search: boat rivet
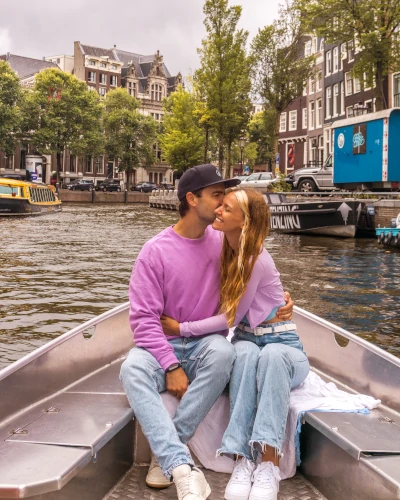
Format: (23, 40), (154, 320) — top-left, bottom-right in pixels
(331, 426), (339, 431)
(105, 422), (113, 427)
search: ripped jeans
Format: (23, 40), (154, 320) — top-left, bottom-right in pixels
(218, 322), (310, 461)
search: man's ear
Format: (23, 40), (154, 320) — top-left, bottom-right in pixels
(186, 192), (197, 207)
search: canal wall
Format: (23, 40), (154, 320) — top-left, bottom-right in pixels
(374, 200), (400, 228)
(59, 191), (149, 203)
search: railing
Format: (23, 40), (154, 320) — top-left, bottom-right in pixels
(394, 93), (400, 108)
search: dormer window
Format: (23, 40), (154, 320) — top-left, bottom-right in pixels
(100, 62), (106, 68)
(151, 83), (163, 101)
(127, 81), (136, 97)
(89, 60), (96, 66)
(110, 64), (117, 70)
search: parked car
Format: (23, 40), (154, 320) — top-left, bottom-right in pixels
(0, 173), (26, 181)
(66, 179), (94, 191)
(233, 175), (249, 182)
(240, 172), (276, 189)
(131, 182), (158, 193)
(292, 156), (335, 192)
(159, 183), (175, 190)
(97, 180), (122, 192)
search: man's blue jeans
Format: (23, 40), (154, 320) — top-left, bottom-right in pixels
(218, 322), (310, 460)
(120, 334), (235, 478)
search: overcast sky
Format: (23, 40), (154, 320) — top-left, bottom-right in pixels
(0, 0), (280, 76)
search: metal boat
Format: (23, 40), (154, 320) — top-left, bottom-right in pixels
(0, 304), (399, 500)
(0, 178), (61, 216)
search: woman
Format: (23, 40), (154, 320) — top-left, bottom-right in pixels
(161, 187), (309, 500)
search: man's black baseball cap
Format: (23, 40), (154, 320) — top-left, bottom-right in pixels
(177, 164), (241, 201)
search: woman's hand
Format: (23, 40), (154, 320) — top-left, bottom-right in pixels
(276, 291), (294, 321)
(161, 314), (181, 336)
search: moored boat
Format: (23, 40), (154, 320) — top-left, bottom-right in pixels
(0, 304), (399, 500)
(376, 213), (400, 247)
(0, 179), (62, 216)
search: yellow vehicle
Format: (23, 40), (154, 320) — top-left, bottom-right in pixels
(0, 178), (62, 216)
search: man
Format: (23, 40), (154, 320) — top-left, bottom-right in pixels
(120, 164), (293, 500)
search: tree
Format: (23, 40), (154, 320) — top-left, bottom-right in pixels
(251, 4), (315, 158)
(296, 0), (400, 110)
(0, 61), (22, 155)
(247, 110), (276, 168)
(22, 68), (104, 186)
(159, 85), (205, 172)
(195, 0), (252, 175)
(103, 88), (157, 186)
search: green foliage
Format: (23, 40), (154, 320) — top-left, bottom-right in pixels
(247, 110), (275, 166)
(159, 85), (205, 172)
(22, 68), (105, 182)
(195, 0), (252, 171)
(251, 4), (315, 154)
(0, 61), (23, 154)
(268, 172), (292, 192)
(103, 88), (157, 172)
(296, 0), (400, 110)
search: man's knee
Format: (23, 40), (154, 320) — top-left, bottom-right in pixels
(120, 347), (159, 385)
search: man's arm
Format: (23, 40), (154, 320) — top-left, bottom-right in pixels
(130, 259), (189, 398)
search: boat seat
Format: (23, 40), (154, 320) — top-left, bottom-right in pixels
(0, 358), (134, 499)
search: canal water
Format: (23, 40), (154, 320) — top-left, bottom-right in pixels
(0, 204), (399, 368)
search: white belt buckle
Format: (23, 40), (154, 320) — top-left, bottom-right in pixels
(254, 327), (265, 336)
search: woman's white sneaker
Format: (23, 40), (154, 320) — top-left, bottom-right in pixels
(249, 462), (281, 500)
(173, 465), (211, 500)
(224, 457), (255, 500)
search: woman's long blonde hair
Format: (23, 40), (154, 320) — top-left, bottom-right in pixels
(219, 187), (270, 327)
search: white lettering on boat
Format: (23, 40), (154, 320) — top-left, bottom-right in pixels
(269, 205), (301, 229)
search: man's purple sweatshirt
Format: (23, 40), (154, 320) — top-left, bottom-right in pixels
(129, 226), (225, 371)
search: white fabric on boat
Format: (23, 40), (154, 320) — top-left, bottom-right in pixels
(161, 371), (380, 480)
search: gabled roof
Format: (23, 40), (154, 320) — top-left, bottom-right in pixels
(114, 48), (172, 78)
(0, 53), (59, 80)
(79, 44), (118, 61)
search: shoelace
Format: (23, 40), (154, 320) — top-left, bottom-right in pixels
(252, 462), (281, 488)
(175, 468), (204, 499)
(232, 459), (254, 482)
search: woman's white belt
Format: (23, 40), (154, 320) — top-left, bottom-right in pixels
(237, 322), (297, 336)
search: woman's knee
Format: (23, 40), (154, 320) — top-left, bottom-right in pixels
(205, 336), (236, 371)
(234, 340), (259, 365)
(258, 343), (292, 370)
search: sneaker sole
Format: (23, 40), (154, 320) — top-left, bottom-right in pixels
(225, 489), (252, 500)
(145, 478), (173, 489)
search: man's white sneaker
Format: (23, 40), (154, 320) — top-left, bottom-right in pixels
(173, 464), (211, 500)
(224, 457), (255, 500)
(145, 454), (173, 489)
(249, 462), (281, 500)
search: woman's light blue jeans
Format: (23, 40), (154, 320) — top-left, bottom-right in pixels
(218, 321), (310, 461)
(120, 334), (235, 478)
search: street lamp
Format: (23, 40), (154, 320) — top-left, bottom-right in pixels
(238, 135), (247, 175)
(352, 101), (369, 117)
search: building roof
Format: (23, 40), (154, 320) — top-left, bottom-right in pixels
(114, 48), (171, 78)
(0, 53), (59, 80)
(80, 44), (117, 61)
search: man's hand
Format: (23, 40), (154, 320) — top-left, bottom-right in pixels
(166, 368), (189, 399)
(276, 291), (294, 321)
(161, 314), (180, 336)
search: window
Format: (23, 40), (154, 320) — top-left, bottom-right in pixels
(345, 72), (353, 95)
(69, 156), (76, 173)
(333, 84), (339, 116)
(309, 101), (315, 130)
(325, 129), (332, 156)
(325, 51), (332, 75)
(96, 156), (104, 174)
(340, 43), (347, 70)
(325, 87), (332, 119)
(340, 81), (345, 114)
(151, 83), (163, 101)
(99, 87), (106, 97)
(316, 71), (322, 91)
(309, 77), (316, 94)
(100, 62), (106, 68)
(318, 135), (324, 162)
(348, 41), (355, 62)
(305, 40), (312, 57)
(354, 76), (361, 93)
(364, 100), (373, 113)
(99, 73), (106, 85)
(279, 113), (287, 132)
(88, 71), (96, 83)
(346, 105), (353, 118)
(127, 81), (136, 97)
(316, 99), (322, 127)
(312, 37), (318, 54)
(302, 108), (308, 129)
(110, 64), (117, 70)
(289, 110), (297, 131)
(88, 60), (95, 66)
(333, 47), (339, 73)
(86, 156), (93, 173)
(0, 186), (18, 196)
(110, 75), (117, 86)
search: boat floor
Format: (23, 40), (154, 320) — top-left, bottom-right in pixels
(104, 466), (326, 500)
